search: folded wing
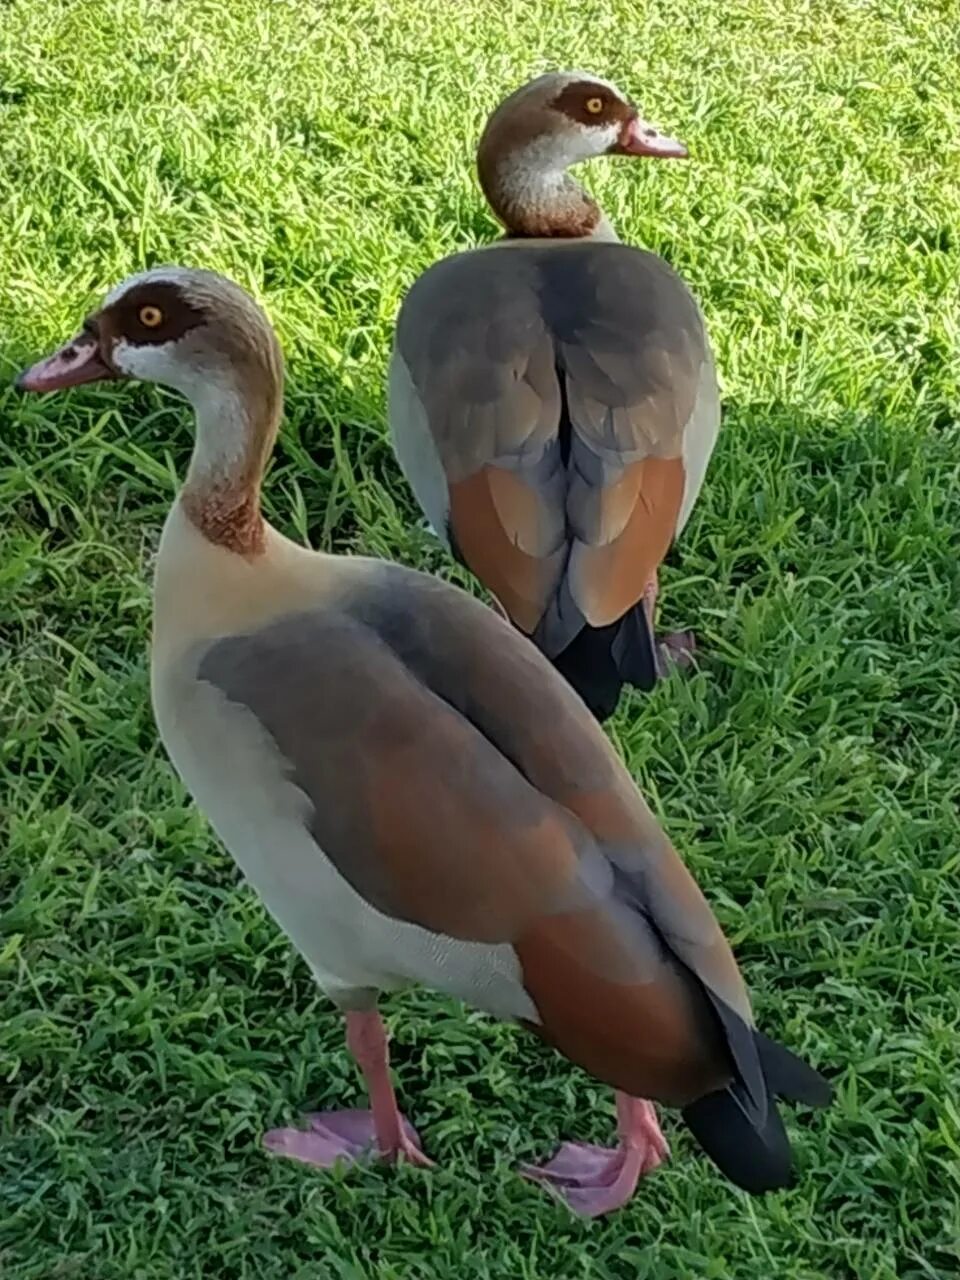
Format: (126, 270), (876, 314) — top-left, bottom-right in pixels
(391, 243), (720, 656)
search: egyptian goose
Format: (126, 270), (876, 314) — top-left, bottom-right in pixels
(17, 268), (828, 1217)
(390, 71), (719, 719)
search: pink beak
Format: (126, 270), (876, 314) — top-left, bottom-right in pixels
(614, 114), (688, 159)
(16, 333), (117, 393)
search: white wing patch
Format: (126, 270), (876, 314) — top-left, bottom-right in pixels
(387, 349), (452, 545)
(677, 351), (721, 535)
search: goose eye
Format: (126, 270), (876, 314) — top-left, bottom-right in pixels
(139, 305), (164, 328)
(585, 97), (604, 115)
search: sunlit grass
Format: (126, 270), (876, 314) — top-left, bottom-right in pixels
(1, 0), (959, 1276)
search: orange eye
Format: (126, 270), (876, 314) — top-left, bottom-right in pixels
(585, 96), (604, 115)
(139, 305), (163, 328)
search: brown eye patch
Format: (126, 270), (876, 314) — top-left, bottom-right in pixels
(101, 281), (207, 347)
(551, 81), (632, 128)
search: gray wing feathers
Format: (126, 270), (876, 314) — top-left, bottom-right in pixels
(392, 243), (716, 643)
(393, 252), (558, 480)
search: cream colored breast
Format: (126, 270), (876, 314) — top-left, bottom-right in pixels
(149, 504), (537, 1022)
(150, 503), (320, 668)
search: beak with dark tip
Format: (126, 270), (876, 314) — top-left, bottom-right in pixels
(16, 325), (118, 394)
(613, 112), (688, 159)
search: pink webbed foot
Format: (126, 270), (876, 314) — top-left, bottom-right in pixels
(264, 1108), (432, 1169)
(265, 1010), (433, 1172)
(657, 628), (698, 675)
(642, 576), (698, 681)
(520, 1097), (669, 1218)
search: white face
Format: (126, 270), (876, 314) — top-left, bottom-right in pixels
(111, 333), (183, 382)
(110, 332), (226, 403)
(103, 268), (215, 395)
(536, 71), (687, 164)
(553, 118), (623, 165)
(17, 266), (279, 485)
(16, 266), (223, 399)
(109, 332), (250, 476)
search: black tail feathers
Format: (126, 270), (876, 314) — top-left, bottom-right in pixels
(553, 603), (658, 720)
(683, 1074), (795, 1193)
(754, 1030), (834, 1109)
(682, 1017), (832, 1194)
(611, 600), (659, 693)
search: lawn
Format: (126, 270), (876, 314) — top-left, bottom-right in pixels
(1, 0), (959, 1275)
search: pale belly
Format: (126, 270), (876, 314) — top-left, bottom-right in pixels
(151, 661), (537, 1022)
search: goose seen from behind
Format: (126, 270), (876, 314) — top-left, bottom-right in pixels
(390, 71), (720, 719)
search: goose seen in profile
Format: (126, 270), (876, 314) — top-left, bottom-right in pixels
(17, 268), (828, 1217)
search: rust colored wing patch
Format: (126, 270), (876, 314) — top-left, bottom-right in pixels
(392, 241), (716, 653)
(197, 603), (591, 945)
(364, 705), (586, 942)
(567, 455), (686, 626)
(448, 468), (566, 633)
(197, 566), (753, 1103)
(196, 566), (826, 1172)
(516, 907), (730, 1106)
(346, 565), (753, 1029)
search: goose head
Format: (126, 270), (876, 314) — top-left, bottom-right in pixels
(18, 266), (281, 409)
(18, 267), (284, 555)
(477, 71), (687, 238)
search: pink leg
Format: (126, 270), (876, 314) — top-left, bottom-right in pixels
(642, 574), (659, 622)
(263, 1010), (432, 1169)
(488, 592), (510, 622)
(519, 1093), (669, 1218)
(643, 573), (697, 675)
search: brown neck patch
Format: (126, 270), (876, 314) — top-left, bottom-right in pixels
(501, 193), (600, 239)
(180, 393), (278, 558)
(93, 271), (285, 559)
(477, 142), (601, 238)
(174, 282), (283, 559)
(182, 476), (265, 557)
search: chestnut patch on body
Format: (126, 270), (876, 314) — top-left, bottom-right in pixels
(550, 81), (632, 130)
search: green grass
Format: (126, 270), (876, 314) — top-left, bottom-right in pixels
(2, 0), (959, 1275)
